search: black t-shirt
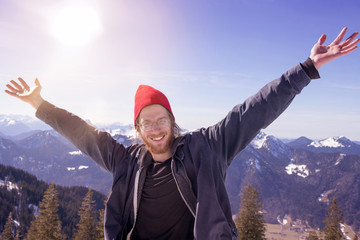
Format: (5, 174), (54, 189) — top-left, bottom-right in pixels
(131, 158), (195, 240)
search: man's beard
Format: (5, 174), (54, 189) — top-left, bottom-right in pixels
(140, 128), (174, 155)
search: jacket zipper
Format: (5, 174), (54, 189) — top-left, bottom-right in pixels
(126, 169), (141, 240)
(171, 159), (197, 217)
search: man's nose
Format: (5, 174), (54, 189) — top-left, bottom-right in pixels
(152, 122), (161, 131)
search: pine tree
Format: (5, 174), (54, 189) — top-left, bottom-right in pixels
(2, 212), (15, 240)
(25, 182), (63, 240)
(96, 208), (105, 240)
(235, 184), (266, 240)
(323, 196), (344, 240)
(73, 188), (98, 240)
(308, 230), (320, 240)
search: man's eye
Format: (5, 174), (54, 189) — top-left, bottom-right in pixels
(158, 119), (166, 124)
(143, 123), (152, 127)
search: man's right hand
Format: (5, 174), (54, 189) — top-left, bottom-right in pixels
(5, 77), (45, 110)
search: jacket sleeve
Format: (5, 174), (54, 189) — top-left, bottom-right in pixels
(35, 101), (129, 173)
(201, 63), (312, 167)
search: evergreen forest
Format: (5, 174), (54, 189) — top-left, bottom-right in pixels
(0, 163), (106, 239)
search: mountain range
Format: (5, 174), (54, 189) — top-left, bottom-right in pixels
(1, 114), (360, 232)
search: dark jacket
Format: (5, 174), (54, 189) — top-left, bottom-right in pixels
(36, 63), (312, 239)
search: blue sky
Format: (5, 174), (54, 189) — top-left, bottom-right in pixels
(1, 0), (359, 140)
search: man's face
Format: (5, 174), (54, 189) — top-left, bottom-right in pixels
(137, 104), (174, 157)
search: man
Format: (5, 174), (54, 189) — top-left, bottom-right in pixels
(5, 28), (359, 239)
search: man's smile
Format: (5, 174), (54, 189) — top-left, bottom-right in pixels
(151, 135), (166, 142)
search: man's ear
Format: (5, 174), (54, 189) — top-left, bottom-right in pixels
(135, 124), (140, 133)
(133, 126), (142, 144)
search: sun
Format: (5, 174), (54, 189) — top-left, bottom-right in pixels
(51, 5), (102, 47)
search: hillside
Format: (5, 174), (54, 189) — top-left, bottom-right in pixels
(0, 163), (106, 239)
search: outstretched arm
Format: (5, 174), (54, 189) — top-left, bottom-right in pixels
(310, 27), (359, 69)
(203, 27), (358, 167)
(5, 77), (45, 110)
(5, 77), (129, 173)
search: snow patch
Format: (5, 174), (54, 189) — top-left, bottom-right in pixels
(0, 179), (19, 191)
(318, 192), (325, 202)
(67, 165), (89, 171)
(6, 119), (16, 126)
(14, 219), (20, 227)
(277, 215), (288, 225)
(308, 137), (348, 148)
(254, 159), (261, 172)
(340, 223), (351, 240)
(335, 153), (346, 166)
(28, 204), (39, 216)
(78, 165), (89, 170)
(246, 158), (261, 172)
(252, 136), (267, 149)
(69, 150), (82, 155)
(285, 164), (309, 178)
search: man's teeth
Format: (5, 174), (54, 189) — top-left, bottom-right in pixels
(152, 136), (164, 141)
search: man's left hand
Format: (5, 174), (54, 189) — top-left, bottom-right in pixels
(310, 27), (359, 69)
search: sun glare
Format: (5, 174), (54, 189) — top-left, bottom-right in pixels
(51, 5), (102, 47)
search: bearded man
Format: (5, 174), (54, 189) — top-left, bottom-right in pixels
(5, 28), (359, 240)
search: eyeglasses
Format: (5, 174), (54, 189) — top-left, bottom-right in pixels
(138, 118), (171, 132)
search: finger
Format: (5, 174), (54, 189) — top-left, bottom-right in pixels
(341, 39), (360, 52)
(332, 27), (348, 45)
(338, 45), (358, 58)
(340, 32), (359, 47)
(35, 77), (41, 87)
(6, 84), (18, 93)
(10, 80), (22, 91)
(318, 34), (327, 45)
(4, 89), (19, 97)
(18, 77), (31, 91)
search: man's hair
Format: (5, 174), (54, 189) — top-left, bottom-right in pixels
(133, 110), (181, 143)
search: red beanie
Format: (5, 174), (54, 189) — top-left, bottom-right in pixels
(134, 85), (174, 124)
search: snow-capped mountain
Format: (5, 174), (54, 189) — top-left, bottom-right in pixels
(97, 122), (135, 137)
(250, 131), (293, 160)
(287, 136), (360, 155)
(0, 115), (32, 136)
(309, 136), (354, 149)
(0, 114), (51, 136)
(103, 124), (136, 145)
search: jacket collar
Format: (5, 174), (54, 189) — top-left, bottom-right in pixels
(171, 135), (185, 160)
(137, 145), (153, 170)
